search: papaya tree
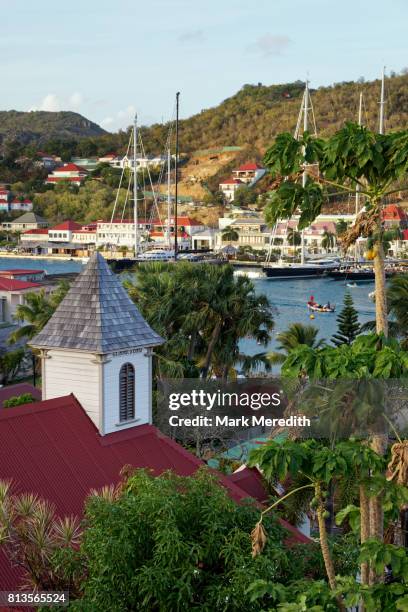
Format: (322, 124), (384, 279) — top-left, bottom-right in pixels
(263, 123), (408, 336)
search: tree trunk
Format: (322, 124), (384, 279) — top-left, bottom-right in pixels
(316, 501), (345, 611)
(373, 239), (388, 335)
(201, 318), (222, 378)
(188, 329), (197, 361)
(368, 433), (388, 584)
(360, 485), (370, 586)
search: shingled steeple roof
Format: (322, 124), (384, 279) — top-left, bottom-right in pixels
(30, 252), (164, 353)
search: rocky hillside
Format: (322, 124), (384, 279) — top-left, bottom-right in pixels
(0, 110), (106, 148)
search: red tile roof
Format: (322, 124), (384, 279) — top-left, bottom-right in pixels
(50, 220), (82, 231)
(53, 163), (87, 173)
(220, 178), (243, 185)
(23, 228), (49, 235)
(0, 383), (41, 408)
(236, 162), (264, 171)
(168, 217), (203, 226)
(382, 204), (407, 221)
(0, 278), (40, 291)
(0, 394), (309, 588)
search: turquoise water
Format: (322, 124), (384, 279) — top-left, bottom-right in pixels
(0, 257), (84, 274)
(241, 275), (376, 356)
(0, 257), (375, 352)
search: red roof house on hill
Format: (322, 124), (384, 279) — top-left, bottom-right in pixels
(45, 163), (88, 186)
(382, 204), (408, 227)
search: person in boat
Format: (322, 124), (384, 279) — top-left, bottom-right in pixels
(308, 295), (316, 306)
(324, 302), (331, 310)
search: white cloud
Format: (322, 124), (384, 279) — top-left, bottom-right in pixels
(39, 93), (61, 112)
(29, 92), (84, 113)
(101, 105), (136, 131)
(250, 34), (291, 58)
(68, 92), (83, 109)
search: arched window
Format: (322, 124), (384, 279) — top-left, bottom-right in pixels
(119, 363), (135, 422)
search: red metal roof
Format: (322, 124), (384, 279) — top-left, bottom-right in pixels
(23, 228), (49, 234)
(0, 269), (44, 277)
(220, 178), (243, 185)
(46, 176), (85, 183)
(0, 394), (309, 588)
(0, 383), (41, 408)
(0, 278), (40, 291)
(53, 163), (87, 173)
(236, 162), (264, 171)
(50, 220), (82, 231)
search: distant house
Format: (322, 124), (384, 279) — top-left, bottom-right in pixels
(9, 198), (33, 213)
(381, 204), (408, 229)
(219, 178), (244, 202)
(45, 163), (88, 186)
(109, 154), (166, 170)
(0, 276), (43, 325)
(34, 152), (62, 170)
(0, 190), (11, 212)
(98, 152), (120, 164)
(232, 162), (266, 185)
(1, 212), (49, 232)
(48, 220), (83, 242)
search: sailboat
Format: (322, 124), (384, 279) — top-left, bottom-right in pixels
(263, 81), (340, 279)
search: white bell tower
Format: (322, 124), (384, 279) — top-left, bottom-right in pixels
(30, 253), (163, 436)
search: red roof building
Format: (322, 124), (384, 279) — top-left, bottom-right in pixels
(50, 220), (82, 231)
(0, 383), (41, 408)
(0, 277), (40, 291)
(45, 163), (88, 186)
(0, 394), (310, 588)
(382, 204), (408, 227)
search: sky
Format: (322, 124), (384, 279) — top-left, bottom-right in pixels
(1, 0), (407, 132)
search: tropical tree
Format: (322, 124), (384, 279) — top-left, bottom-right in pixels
(286, 227), (301, 247)
(221, 226), (239, 243)
(263, 122), (408, 336)
(268, 322), (325, 365)
(0, 348), (25, 384)
(321, 230), (336, 252)
(0, 480), (83, 594)
(331, 293), (361, 346)
(8, 281), (70, 344)
(125, 262), (273, 380)
(335, 219), (348, 237)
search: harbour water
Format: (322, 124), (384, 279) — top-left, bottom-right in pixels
(0, 257), (375, 354)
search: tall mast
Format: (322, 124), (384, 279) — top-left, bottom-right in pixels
(133, 113), (139, 258)
(300, 81), (309, 265)
(174, 92), (180, 261)
(354, 92), (363, 261)
(167, 148), (171, 249)
(379, 66), (386, 135)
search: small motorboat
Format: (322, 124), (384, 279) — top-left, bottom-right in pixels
(307, 295), (335, 313)
(347, 282), (358, 288)
(368, 291), (376, 302)
(308, 303), (336, 313)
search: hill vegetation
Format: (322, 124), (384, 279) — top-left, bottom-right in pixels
(0, 110), (106, 150)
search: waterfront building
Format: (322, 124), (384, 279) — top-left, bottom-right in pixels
(45, 163), (88, 186)
(48, 220), (82, 242)
(1, 212), (49, 232)
(0, 274), (52, 325)
(0, 253), (309, 589)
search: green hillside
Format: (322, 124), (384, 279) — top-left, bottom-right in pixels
(0, 110), (106, 148)
(140, 73), (408, 154)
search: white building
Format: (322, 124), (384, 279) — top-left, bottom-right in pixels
(30, 253), (164, 435)
(48, 220), (83, 242)
(109, 154), (166, 170)
(0, 276), (52, 325)
(219, 178), (245, 202)
(9, 198), (33, 213)
(45, 163), (88, 186)
(232, 163), (266, 185)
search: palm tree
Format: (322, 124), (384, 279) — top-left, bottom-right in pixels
(221, 226), (239, 243)
(286, 227), (301, 248)
(268, 322), (325, 365)
(321, 230), (336, 252)
(8, 281), (69, 344)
